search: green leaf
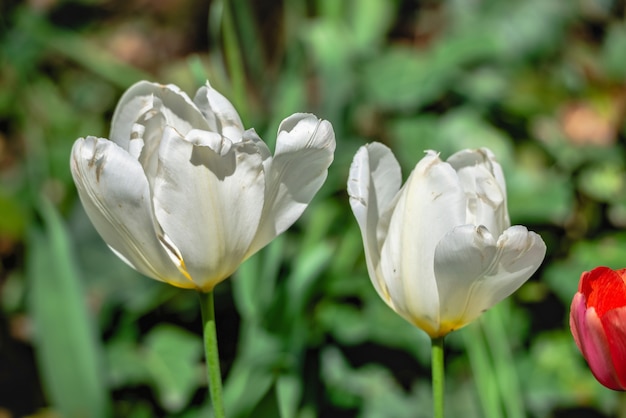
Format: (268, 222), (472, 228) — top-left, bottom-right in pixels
(362, 31), (498, 111)
(321, 346), (427, 418)
(507, 165), (573, 224)
(521, 332), (618, 416)
(143, 324), (203, 413)
(28, 198), (111, 418)
(276, 373), (301, 418)
(223, 364), (274, 418)
(106, 336), (149, 389)
(284, 242), (333, 321)
(602, 22), (626, 81)
(578, 162), (625, 203)
(362, 47), (452, 111)
(15, 9), (150, 89)
(233, 235), (285, 321)
(0, 188), (27, 239)
(543, 233), (626, 305)
(348, 0), (396, 55)
(247, 380), (283, 418)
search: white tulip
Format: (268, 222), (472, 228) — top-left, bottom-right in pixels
(348, 143), (546, 338)
(71, 81), (335, 292)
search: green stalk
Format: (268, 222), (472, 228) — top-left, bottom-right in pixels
(463, 323), (501, 418)
(221, 0), (248, 122)
(432, 337), (445, 418)
(199, 291), (226, 418)
(483, 306), (525, 418)
(619, 391), (626, 418)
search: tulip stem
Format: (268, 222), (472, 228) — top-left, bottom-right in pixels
(619, 391), (626, 418)
(199, 290), (226, 418)
(432, 337), (445, 418)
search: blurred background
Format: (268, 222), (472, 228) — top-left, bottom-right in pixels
(1, 0), (626, 417)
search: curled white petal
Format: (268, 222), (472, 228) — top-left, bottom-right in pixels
(110, 81), (209, 149)
(434, 224), (546, 329)
(193, 81), (245, 142)
(185, 128), (232, 156)
(70, 136), (191, 288)
(347, 142), (402, 301)
(447, 148), (510, 234)
(247, 113), (336, 256)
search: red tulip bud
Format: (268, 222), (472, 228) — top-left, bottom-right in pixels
(570, 266), (626, 390)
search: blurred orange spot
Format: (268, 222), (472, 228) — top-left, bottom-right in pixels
(561, 92), (626, 146)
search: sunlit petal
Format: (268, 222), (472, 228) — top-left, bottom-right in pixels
(247, 113), (335, 256)
(193, 81), (245, 142)
(380, 152), (466, 333)
(435, 225), (545, 326)
(70, 136), (191, 288)
(433, 225), (497, 329)
(446, 148), (509, 235)
(110, 81), (209, 149)
(348, 142), (402, 301)
(151, 127), (265, 291)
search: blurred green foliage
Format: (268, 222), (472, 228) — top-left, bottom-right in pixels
(1, 0), (626, 417)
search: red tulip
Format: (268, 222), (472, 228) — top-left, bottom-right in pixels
(570, 266), (626, 390)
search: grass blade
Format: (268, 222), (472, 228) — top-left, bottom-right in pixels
(28, 199), (111, 418)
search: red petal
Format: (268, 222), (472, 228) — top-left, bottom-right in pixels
(582, 267), (626, 318)
(570, 292), (624, 390)
(601, 306), (626, 389)
(570, 292), (585, 351)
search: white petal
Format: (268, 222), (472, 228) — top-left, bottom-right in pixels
(193, 81), (245, 142)
(434, 224), (546, 327)
(130, 108), (166, 189)
(379, 151), (466, 334)
(432, 224), (497, 327)
(185, 128), (231, 155)
(152, 127), (265, 291)
(243, 128), (272, 162)
(70, 136), (192, 288)
(447, 148), (510, 234)
(347, 142), (402, 300)
(110, 81), (209, 149)
(247, 113), (335, 256)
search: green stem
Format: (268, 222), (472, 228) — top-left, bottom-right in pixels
(432, 336), (445, 418)
(199, 291), (225, 418)
(619, 391), (626, 418)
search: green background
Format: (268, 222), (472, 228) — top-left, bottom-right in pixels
(2, 0), (626, 416)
